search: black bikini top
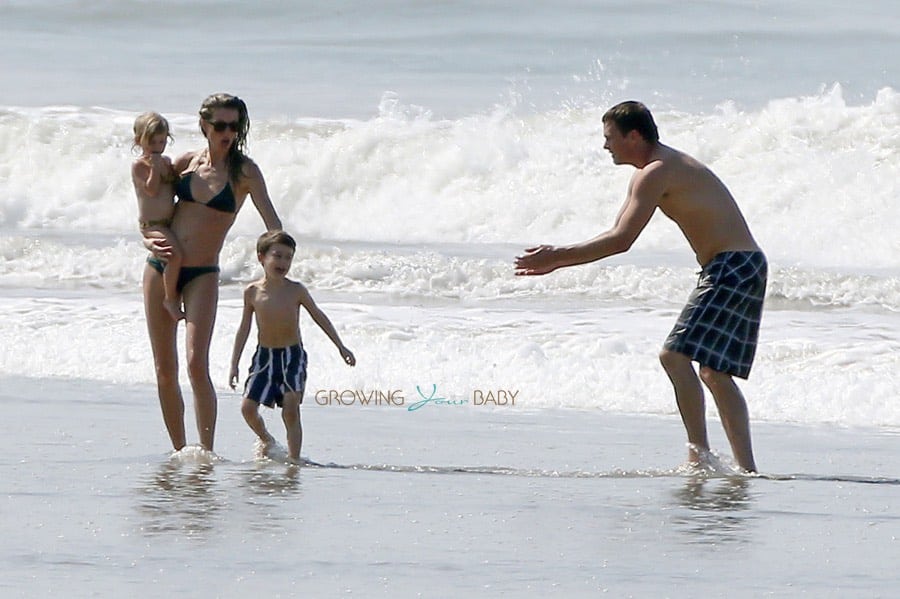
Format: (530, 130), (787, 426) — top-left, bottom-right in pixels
(176, 171), (237, 214)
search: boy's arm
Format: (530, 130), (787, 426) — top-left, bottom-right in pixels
(297, 284), (356, 366)
(229, 286), (257, 388)
(133, 155), (167, 197)
(131, 159), (153, 196)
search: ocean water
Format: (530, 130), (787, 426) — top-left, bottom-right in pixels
(1, 1), (899, 596)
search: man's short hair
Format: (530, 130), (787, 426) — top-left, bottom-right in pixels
(602, 101), (659, 143)
(257, 230), (297, 255)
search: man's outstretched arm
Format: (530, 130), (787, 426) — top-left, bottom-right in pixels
(514, 171), (662, 276)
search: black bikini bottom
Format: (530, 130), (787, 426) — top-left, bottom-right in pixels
(146, 256), (220, 293)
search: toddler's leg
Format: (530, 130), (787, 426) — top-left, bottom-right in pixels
(161, 231), (184, 321)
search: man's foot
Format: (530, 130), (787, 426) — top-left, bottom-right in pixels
(163, 298), (185, 321)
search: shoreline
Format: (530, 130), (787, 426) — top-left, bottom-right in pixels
(3, 373), (897, 479)
(2, 373), (897, 597)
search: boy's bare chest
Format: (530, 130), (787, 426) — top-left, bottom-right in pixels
(254, 289), (297, 316)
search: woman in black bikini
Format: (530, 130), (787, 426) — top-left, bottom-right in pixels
(144, 93), (282, 452)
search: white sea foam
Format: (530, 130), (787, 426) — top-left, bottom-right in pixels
(2, 86), (899, 264)
(1, 286), (898, 429)
(2, 91), (898, 431)
(2, 233), (899, 313)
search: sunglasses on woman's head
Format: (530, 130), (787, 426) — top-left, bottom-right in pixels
(206, 120), (240, 132)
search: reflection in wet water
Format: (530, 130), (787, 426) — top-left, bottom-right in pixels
(134, 450), (307, 540)
(235, 461), (306, 533)
(239, 461), (303, 498)
(135, 451), (225, 538)
(670, 476), (755, 544)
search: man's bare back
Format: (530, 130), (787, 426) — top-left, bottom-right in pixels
(642, 144), (759, 265)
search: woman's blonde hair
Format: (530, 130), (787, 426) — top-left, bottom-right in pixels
(198, 93), (250, 183)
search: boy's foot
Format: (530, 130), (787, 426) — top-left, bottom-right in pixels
(254, 433), (278, 458)
(164, 299), (185, 321)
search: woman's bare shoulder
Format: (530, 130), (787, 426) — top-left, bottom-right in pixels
(239, 156), (263, 179)
(173, 150), (201, 172)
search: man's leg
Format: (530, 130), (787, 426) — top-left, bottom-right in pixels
(660, 349), (709, 464)
(698, 367), (757, 473)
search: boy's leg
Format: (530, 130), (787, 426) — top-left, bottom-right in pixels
(659, 349), (710, 464)
(241, 397), (275, 450)
(698, 367), (757, 473)
(281, 391), (303, 462)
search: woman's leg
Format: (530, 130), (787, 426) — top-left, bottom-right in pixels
(181, 272), (219, 451)
(143, 264), (186, 450)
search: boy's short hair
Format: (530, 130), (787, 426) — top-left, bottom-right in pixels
(257, 230), (297, 255)
(602, 101), (659, 143)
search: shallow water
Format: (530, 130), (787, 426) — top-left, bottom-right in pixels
(2, 377), (897, 597)
(2, 1), (899, 596)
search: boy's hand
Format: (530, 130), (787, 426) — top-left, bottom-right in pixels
(147, 153), (167, 169)
(229, 367), (239, 389)
(340, 346), (356, 366)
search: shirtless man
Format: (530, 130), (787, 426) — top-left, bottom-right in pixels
(514, 101), (766, 472)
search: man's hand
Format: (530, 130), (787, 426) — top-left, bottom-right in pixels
(514, 245), (562, 276)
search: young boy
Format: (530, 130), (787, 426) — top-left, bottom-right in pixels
(229, 230), (356, 462)
(131, 111), (184, 321)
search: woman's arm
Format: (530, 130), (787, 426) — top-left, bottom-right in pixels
(229, 286), (256, 388)
(140, 234), (174, 258)
(243, 160), (283, 231)
(172, 150), (198, 176)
